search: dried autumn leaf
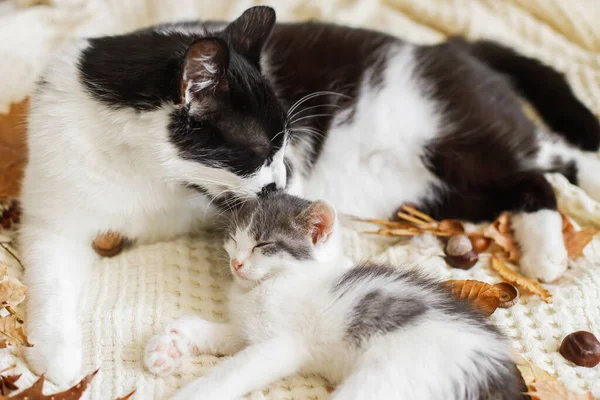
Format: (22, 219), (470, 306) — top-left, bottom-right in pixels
(564, 228), (598, 259)
(0, 278), (26, 306)
(490, 257), (551, 302)
(484, 213), (520, 262)
(0, 374), (20, 395)
(0, 370), (98, 400)
(0, 315), (32, 347)
(560, 212), (575, 235)
(114, 391), (135, 400)
(514, 354), (593, 399)
(442, 279), (500, 316)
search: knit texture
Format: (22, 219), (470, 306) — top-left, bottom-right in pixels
(1, 0), (600, 399)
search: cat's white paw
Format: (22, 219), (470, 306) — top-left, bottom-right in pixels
(24, 331), (82, 385)
(519, 245), (568, 283)
(144, 332), (186, 376)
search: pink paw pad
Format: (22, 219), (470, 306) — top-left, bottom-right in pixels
(144, 334), (184, 376)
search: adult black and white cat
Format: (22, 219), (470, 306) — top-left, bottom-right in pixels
(144, 192), (528, 400)
(20, 6), (600, 384)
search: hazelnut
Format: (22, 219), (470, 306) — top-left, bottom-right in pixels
(494, 282), (519, 308)
(559, 331), (600, 367)
(445, 234), (478, 270)
(468, 233), (492, 253)
(92, 232), (126, 257)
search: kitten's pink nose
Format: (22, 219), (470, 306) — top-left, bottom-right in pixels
(231, 258), (243, 271)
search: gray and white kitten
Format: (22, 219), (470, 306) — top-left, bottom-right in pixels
(145, 192), (527, 400)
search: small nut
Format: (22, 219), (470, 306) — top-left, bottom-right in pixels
(446, 234), (473, 256)
(494, 282), (519, 308)
(445, 234), (478, 269)
(468, 233), (492, 253)
(559, 331), (600, 367)
(445, 253), (478, 270)
(93, 232), (126, 257)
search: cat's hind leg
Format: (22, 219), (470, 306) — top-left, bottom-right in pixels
(144, 315), (244, 376)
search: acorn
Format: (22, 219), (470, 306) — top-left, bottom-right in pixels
(559, 331), (600, 367)
(494, 282), (519, 308)
(445, 234), (479, 270)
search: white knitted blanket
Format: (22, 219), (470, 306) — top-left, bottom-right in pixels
(1, 0), (600, 399)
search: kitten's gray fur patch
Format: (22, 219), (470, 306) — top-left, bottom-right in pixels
(232, 192), (313, 260)
(346, 289), (427, 346)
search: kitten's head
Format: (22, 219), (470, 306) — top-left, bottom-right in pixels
(167, 7), (287, 200)
(224, 193), (342, 288)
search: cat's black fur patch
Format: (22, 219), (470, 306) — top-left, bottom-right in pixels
(79, 11), (286, 178)
(456, 38), (600, 152)
(265, 23), (394, 167)
(346, 289), (427, 346)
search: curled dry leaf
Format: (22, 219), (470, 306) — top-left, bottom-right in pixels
(490, 257), (551, 302)
(494, 282), (519, 308)
(0, 315), (32, 347)
(483, 212), (521, 262)
(515, 354), (594, 400)
(0, 373), (20, 396)
(442, 279), (500, 316)
(0, 278), (26, 306)
(0, 370), (98, 400)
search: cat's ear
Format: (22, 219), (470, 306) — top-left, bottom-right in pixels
(224, 6), (276, 64)
(297, 200), (337, 245)
(181, 38), (229, 104)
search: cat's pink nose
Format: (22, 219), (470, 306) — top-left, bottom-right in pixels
(231, 258), (243, 271)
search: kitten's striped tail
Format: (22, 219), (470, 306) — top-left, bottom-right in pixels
(450, 36), (600, 152)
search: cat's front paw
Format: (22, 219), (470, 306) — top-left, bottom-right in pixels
(144, 332), (186, 376)
(24, 327), (83, 385)
(519, 245), (568, 283)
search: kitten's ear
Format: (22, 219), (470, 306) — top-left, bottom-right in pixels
(297, 200), (337, 245)
(224, 6), (276, 65)
(181, 38), (229, 104)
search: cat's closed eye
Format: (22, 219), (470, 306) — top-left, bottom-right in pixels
(253, 242), (275, 251)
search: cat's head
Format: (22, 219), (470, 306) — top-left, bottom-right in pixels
(166, 7), (287, 201)
(224, 193), (342, 288)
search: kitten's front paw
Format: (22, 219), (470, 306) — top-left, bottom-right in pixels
(144, 332), (186, 376)
(24, 330), (82, 385)
(520, 245), (568, 283)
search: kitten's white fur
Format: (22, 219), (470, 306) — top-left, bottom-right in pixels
(145, 205), (513, 400)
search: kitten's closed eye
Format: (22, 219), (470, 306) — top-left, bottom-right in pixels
(253, 242), (275, 250)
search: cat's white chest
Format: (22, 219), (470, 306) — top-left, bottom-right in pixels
(300, 45), (442, 219)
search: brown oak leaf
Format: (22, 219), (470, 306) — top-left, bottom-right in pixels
(0, 315), (32, 347)
(442, 279), (501, 316)
(0, 370), (97, 400)
(0, 278), (26, 307)
(490, 257), (551, 302)
(564, 228), (598, 259)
